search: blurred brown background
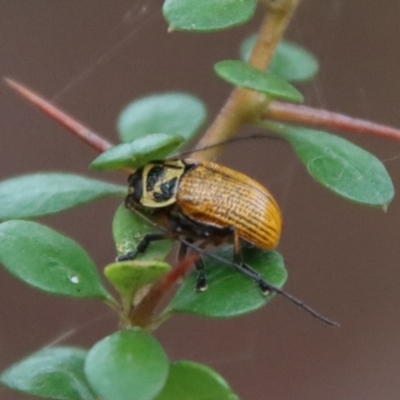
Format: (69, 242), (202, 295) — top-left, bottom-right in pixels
(1, 1), (400, 399)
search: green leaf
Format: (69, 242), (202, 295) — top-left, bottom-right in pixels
(0, 220), (110, 300)
(104, 261), (170, 312)
(241, 37), (319, 82)
(167, 247), (287, 318)
(214, 60), (304, 103)
(1, 347), (95, 400)
(90, 133), (184, 171)
(118, 93), (206, 144)
(266, 123), (395, 208)
(85, 329), (169, 400)
(113, 205), (174, 261)
(154, 361), (239, 400)
(163, 0), (257, 32)
(0, 173), (125, 221)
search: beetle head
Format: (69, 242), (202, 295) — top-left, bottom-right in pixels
(125, 160), (185, 210)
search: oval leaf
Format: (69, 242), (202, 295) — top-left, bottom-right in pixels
(167, 247), (287, 318)
(163, 0), (257, 32)
(0, 220), (110, 299)
(104, 261), (170, 312)
(118, 93), (206, 144)
(90, 133), (184, 171)
(267, 123), (395, 207)
(241, 36), (319, 82)
(0, 173), (125, 221)
(85, 329), (169, 400)
(154, 361), (239, 400)
(1, 347), (95, 400)
(214, 60), (304, 103)
(113, 205), (174, 261)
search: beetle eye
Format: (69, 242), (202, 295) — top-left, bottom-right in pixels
(127, 170), (143, 203)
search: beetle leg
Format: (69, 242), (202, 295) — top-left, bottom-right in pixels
(231, 227), (243, 265)
(194, 258), (207, 292)
(117, 232), (169, 261)
(228, 228), (272, 295)
(231, 261), (273, 295)
(178, 241), (207, 291)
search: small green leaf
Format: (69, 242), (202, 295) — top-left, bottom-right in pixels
(104, 261), (170, 311)
(154, 361), (239, 400)
(0, 220), (110, 300)
(266, 123), (395, 207)
(0, 173), (125, 221)
(163, 0), (257, 32)
(215, 60), (304, 103)
(90, 133), (184, 171)
(85, 329), (169, 400)
(1, 347), (95, 400)
(118, 93), (206, 144)
(241, 37), (319, 82)
(113, 205), (174, 261)
(167, 247), (287, 318)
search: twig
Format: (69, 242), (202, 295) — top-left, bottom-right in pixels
(194, 0), (302, 161)
(4, 78), (113, 154)
(265, 101), (400, 141)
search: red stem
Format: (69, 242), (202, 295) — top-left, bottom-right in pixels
(266, 101), (400, 142)
(4, 78), (113, 153)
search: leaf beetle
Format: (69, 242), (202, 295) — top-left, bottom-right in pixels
(118, 156), (337, 325)
(118, 157), (282, 290)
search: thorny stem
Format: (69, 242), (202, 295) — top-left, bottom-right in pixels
(265, 101), (400, 141)
(4, 78), (112, 154)
(193, 0), (301, 162)
(5, 78), (400, 158)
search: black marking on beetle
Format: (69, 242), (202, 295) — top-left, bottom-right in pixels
(153, 177), (178, 202)
(147, 166), (165, 192)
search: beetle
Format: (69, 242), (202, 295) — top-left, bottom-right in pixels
(118, 157), (337, 326)
(118, 157), (282, 291)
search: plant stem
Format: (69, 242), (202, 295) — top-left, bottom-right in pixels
(194, 0), (301, 161)
(7, 77), (400, 155)
(265, 101), (400, 141)
(250, 0), (301, 70)
(4, 78), (113, 153)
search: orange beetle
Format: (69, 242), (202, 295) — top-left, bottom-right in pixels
(119, 158), (338, 325)
(119, 158), (282, 293)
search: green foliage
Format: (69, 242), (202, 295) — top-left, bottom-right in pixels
(90, 133), (184, 171)
(105, 260), (171, 312)
(118, 93), (206, 145)
(85, 330), (169, 400)
(0, 2), (396, 400)
(167, 247), (286, 318)
(0, 173), (125, 221)
(241, 36), (319, 82)
(112, 205), (174, 260)
(0, 347), (95, 400)
(154, 361), (239, 400)
(0, 220), (110, 300)
(214, 60), (304, 103)
(266, 123), (394, 207)
(163, 0), (257, 32)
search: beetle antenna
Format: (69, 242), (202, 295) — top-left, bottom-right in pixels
(259, 282), (339, 327)
(126, 207), (338, 327)
(178, 133), (282, 158)
(179, 238), (339, 327)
